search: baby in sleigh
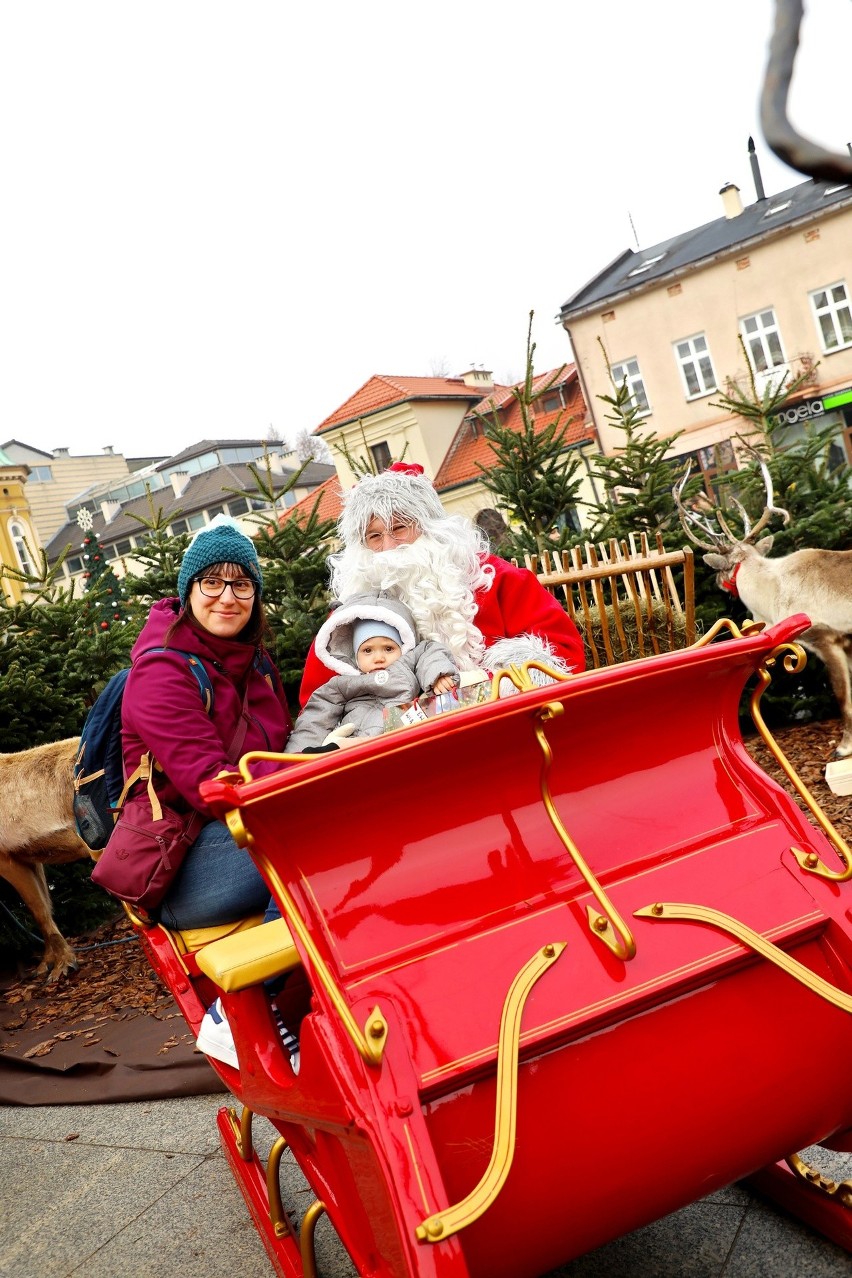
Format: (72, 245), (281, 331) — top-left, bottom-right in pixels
(284, 591), (462, 753)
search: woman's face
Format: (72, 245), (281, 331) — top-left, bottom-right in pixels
(188, 562), (256, 639)
(363, 514), (420, 552)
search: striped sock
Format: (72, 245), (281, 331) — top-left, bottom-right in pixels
(271, 1003), (300, 1074)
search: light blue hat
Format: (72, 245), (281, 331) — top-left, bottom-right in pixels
(353, 618), (402, 653)
(177, 514), (262, 606)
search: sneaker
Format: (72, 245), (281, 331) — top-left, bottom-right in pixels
(197, 997), (239, 1070)
(272, 1003), (301, 1074)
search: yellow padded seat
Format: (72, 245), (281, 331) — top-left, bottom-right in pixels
(194, 917), (301, 992)
(172, 913), (267, 955)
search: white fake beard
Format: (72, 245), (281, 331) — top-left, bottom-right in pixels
(330, 535), (487, 670)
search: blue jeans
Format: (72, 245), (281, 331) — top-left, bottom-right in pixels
(158, 819), (280, 929)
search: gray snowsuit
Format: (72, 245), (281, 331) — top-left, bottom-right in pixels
(286, 592), (459, 751)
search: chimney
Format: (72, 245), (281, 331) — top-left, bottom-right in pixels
(460, 367), (494, 388)
(100, 499), (121, 524)
(748, 136), (766, 201)
(102, 445), (115, 454)
(53, 447), (70, 457)
(170, 470), (191, 497)
(719, 182), (743, 219)
(266, 452), (286, 475)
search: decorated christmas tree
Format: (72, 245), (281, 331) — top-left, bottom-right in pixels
(76, 509), (127, 632)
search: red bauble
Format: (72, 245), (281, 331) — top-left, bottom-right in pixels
(100, 621), (109, 630)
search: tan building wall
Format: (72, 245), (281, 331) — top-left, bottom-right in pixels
(564, 200), (852, 461)
(3, 444), (132, 547)
(327, 400), (473, 489)
(0, 457), (38, 605)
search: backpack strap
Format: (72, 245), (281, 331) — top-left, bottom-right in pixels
(144, 647), (214, 713)
(115, 753), (163, 820)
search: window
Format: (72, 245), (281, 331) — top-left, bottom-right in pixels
(370, 441), (392, 471)
(610, 358), (650, 414)
(536, 390), (565, 415)
(810, 282), (852, 352)
(66, 556), (83, 573)
(28, 465), (53, 483)
(114, 538), (133, 556)
(740, 309), (786, 374)
(227, 497), (249, 516)
(9, 520), (36, 574)
(171, 515), (206, 536)
(676, 441), (736, 501)
(674, 334), (717, 399)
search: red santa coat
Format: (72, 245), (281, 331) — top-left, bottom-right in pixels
(299, 555), (586, 707)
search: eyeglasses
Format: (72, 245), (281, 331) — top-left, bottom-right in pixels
(195, 575), (257, 600)
(364, 520), (417, 550)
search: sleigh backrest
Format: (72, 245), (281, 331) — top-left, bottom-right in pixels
(522, 533), (696, 667)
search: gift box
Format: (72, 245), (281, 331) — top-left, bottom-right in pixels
(382, 672), (491, 732)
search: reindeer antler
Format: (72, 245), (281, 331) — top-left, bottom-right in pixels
(674, 449), (791, 550)
(672, 463), (729, 551)
(737, 442), (791, 542)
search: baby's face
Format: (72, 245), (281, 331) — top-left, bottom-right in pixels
(356, 637), (402, 673)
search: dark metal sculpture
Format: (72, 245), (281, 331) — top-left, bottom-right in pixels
(761, 0), (852, 183)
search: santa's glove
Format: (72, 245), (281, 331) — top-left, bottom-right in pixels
(321, 723), (360, 749)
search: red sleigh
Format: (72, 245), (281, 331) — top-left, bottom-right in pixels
(126, 612), (852, 1277)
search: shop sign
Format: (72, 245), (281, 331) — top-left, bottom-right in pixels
(770, 387), (852, 427)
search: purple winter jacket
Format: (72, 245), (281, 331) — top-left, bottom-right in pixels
(121, 598), (291, 817)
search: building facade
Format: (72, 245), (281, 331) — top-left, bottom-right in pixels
(1, 441), (135, 547)
(45, 439), (334, 595)
(0, 448), (39, 604)
(559, 167), (852, 491)
(286, 365), (596, 538)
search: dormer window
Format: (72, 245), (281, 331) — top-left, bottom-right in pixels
(763, 200), (792, 217)
(627, 252), (666, 278)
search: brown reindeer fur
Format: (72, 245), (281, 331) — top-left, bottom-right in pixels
(0, 737), (93, 981)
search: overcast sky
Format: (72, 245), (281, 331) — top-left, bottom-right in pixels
(1, 1), (850, 462)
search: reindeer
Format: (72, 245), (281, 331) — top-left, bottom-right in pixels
(0, 738), (94, 981)
(674, 451), (852, 758)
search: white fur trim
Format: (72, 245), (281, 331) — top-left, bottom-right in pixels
(315, 600), (417, 676)
(481, 634), (575, 696)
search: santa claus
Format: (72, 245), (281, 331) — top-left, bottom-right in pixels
(299, 463), (585, 707)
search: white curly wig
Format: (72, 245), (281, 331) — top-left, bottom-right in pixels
(329, 467), (494, 669)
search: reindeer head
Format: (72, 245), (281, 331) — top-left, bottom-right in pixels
(672, 446), (790, 594)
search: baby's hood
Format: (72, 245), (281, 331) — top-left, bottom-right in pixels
(314, 592), (418, 676)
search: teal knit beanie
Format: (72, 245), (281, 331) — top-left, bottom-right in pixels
(177, 514), (263, 606)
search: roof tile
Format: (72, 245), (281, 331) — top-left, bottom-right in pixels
(434, 367), (595, 492)
(315, 375), (489, 434)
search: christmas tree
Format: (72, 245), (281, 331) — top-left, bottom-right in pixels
(76, 509), (128, 633)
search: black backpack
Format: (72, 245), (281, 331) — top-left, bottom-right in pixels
(72, 649), (214, 850)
